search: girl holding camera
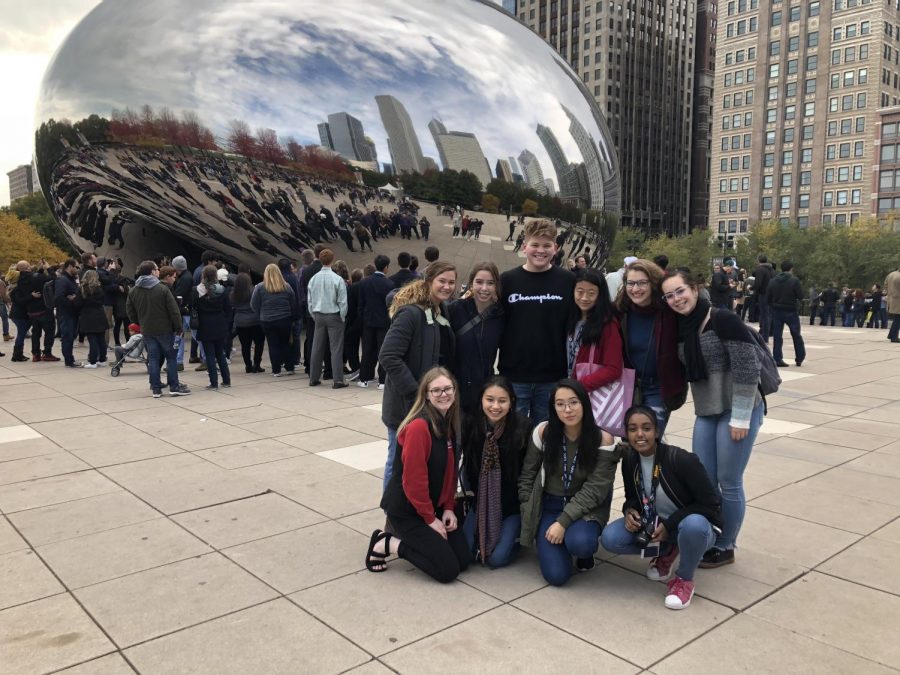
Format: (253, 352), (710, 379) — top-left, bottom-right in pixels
(366, 367), (472, 583)
(518, 379), (619, 586)
(601, 406), (722, 610)
(460, 376), (532, 568)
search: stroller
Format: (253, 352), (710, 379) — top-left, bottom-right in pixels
(110, 324), (148, 377)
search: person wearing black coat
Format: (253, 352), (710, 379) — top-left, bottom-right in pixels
(78, 271), (109, 367)
(601, 406), (722, 610)
(460, 377), (532, 567)
(752, 255), (775, 340)
(357, 254), (394, 387)
(192, 265), (232, 389)
(54, 260), (82, 367)
(709, 259), (735, 310)
(447, 264), (504, 413)
(18, 266), (58, 362)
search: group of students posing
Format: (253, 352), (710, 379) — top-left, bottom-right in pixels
(364, 219), (766, 611)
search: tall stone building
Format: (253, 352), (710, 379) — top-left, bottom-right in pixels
(427, 119), (493, 188)
(375, 95), (427, 174)
(691, 0), (718, 231)
(710, 0), (893, 234)
(6, 164), (35, 202)
(519, 0), (696, 234)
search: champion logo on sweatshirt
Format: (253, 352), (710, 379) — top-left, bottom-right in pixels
(507, 293), (564, 304)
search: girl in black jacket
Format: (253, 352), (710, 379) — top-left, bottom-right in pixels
(460, 376), (531, 567)
(600, 406), (722, 611)
(79, 270), (108, 367)
(192, 265), (232, 390)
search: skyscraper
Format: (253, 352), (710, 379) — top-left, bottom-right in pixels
(318, 123), (334, 151)
(326, 112), (376, 162)
(563, 105), (609, 211)
(521, 0), (695, 234)
(6, 164), (35, 202)
(496, 158), (514, 182)
(502, 0), (517, 14)
(375, 95), (427, 174)
(428, 118), (493, 188)
(535, 123), (583, 205)
(710, 0), (891, 232)
(690, 0), (717, 232)
(518, 149), (548, 195)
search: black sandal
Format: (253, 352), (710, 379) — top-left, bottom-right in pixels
(365, 529), (392, 572)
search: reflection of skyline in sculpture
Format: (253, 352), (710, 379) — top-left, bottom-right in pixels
(518, 150), (548, 196)
(34, 0), (621, 269)
(319, 112), (377, 164)
(428, 119), (492, 189)
(376, 95), (427, 174)
(535, 124), (584, 206)
(495, 158), (513, 182)
(563, 106), (606, 211)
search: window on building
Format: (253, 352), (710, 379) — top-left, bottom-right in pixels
(858, 68), (868, 84)
(839, 142), (851, 158)
(807, 55), (818, 71)
(734, 92), (744, 106)
(743, 155), (752, 169)
(785, 105), (796, 120)
(854, 141), (864, 157)
(880, 169), (894, 189)
(825, 168), (835, 183)
(805, 79), (817, 95)
(802, 124), (814, 140)
(787, 59), (798, 74)
(861, 20), (870, 34)
(827, 144), (836, 159)
(882, 144), (896, 162)
(780, 195), (791, 210)
(853, 165), (863, 180)
(800, 170), (812, 185)
(823, 192), (833, 206)
(763, 175), (774, 188)
(783, 150), (793, 165)
(845, 46), (856, 62)
(836, 190), (848, 206)
(831, 49), (841, 65)
(762, 196), (773, 210)
(784, 128), (796, 143)
(721, 158), (729, 172)
(857, 92), (867, 108)
(838, 166), (850, 181)
(802, 148), (813, 162)
(810, 1), (820, 15)
(772, 10), (782, 25)
(804, 101), (815, 116)
(828, 120), (838, 136)
(808, 31), (819, 47)
(767, 108), (777, 123)
(789, 5), (801, 20)
(785, 81), (798, 97)
(766, 130), (776, 144)
(829, 97), (839, 112)
(860, 44), (868, 59)
(831, 73), (841, 89)
(842, 94), (853, 110)
(781, 173), (793, 187)
(799, 193), (810, 208)
(764, 152), (775, 167)
(768, 86), (779, 101)
(841, 119), (852, 134)
(789, 36), (800, 52)
(770, 40), (781, 56)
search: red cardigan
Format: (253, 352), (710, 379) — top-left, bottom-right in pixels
(573, 318), (624, 392)
(397, 418), (457, 524)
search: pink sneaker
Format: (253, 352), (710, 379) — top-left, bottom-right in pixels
(665, 576), (695, 610)
(647, 545), (679, 581)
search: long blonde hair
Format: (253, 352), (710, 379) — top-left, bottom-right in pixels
(81, 269), (101, 297)
(397, 367), (460, 441)
(388, 261), (456, 318)
(262, 263), (287, 293)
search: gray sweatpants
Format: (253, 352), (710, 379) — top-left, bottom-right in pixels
(309, 312), (345, 384)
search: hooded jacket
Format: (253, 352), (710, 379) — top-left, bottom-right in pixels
(192, 283), (232, 342)
(126, 275), (181, 337)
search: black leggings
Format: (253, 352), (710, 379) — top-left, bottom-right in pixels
(113, 317), (131, 345)
(389, 513), (471, 583)
(236, 325), (265, 369)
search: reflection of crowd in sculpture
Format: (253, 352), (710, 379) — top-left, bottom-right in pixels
(48, 144), (429, 262)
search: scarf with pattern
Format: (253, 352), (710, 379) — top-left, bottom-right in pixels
(476, 418), (506, 563)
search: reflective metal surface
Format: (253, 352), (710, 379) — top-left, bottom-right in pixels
(35, 0), (620, 270)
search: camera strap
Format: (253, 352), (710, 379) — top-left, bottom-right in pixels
(638, 454), (660, 523)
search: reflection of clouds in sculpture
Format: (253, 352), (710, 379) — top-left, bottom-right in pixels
(36, 0), (619, 267)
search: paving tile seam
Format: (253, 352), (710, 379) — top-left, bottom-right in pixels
(44, 652), (137, 675)
(812, 569), (900, 600)
(163, 488), (274, 517)
(745, 503), (877, 536)
(742, 607), (900, 673)
(22, 514), (168, 549)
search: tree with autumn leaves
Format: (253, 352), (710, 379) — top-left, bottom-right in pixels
(0, 212), (69, 272)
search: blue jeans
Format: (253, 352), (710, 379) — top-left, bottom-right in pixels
(692, 402), (764, 550)
(0, 302), (8, 335)
(202, 339), (230, 387)
(383, 426), (398, 493)
(601, 514), (717, 581)
(462, 509), (521, 568)
(11, 317), (29, 352)
(58, 313), (77, 365)
(144, 333), (179, 391)
(511, 381), (555, 424)
(638, 380), (669, 438)
(178, 316), (191, 363)
(535, 495), (600, 586)
(770, 309), (806, 365)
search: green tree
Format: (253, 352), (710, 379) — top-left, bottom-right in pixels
(481, 193), (500, 213)
(521, 198), (538, 215)
(5, 193), (74, 253)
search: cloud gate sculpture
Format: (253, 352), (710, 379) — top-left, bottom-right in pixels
(35, 0), (620, 271)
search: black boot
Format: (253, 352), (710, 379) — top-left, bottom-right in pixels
(10, 347), (28, 362)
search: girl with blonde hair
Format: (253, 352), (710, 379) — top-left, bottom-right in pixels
(251, 263), (297, 376)
(366, 367), (471, 582)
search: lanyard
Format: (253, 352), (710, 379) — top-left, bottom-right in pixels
(562, 438), (579, 497)
(638, 455), (660, 522)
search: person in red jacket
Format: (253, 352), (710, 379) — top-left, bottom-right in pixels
(366, 367), (471, 582)
(568, 268), (623, 398)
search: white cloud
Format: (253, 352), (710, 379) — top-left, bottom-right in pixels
(0, 0), (100, 206)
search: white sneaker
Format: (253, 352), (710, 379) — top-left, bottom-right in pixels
(83, 362), (99, 369)
(377, 383), (385, 390)
(357, 380), (369, 388)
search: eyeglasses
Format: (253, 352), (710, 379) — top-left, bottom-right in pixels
(554, 399), (582, 411)
(625, 280), (651, 289)
(661, 286), (690, 303)
(428, 385), (455, 398)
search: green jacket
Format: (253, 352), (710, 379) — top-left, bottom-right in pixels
(517, 422), (620, 547)
(126, 276), (181, 336)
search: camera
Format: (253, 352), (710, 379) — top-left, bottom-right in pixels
(634, 514), (656, 548)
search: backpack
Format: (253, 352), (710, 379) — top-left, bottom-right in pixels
(711, 309), (781, 397)
(42, 279), (56, 310)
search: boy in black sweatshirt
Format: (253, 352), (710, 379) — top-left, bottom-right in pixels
(499, 219), (575, 422)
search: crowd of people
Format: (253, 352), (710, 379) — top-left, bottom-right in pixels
(4, 215), (898, 611)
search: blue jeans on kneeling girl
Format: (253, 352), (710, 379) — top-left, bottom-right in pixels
(462, 509), (521, 568)
(535, 495), (600, 586)
(600, 513), (717, 581)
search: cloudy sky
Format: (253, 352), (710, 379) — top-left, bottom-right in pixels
(0, 0), (101, 205)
